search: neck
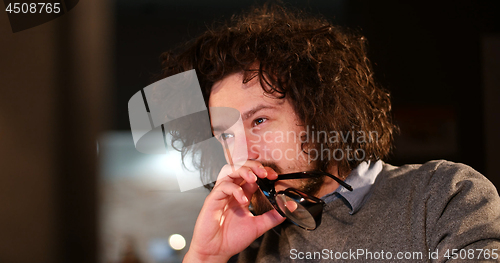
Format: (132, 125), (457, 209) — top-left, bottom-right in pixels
(315, 166), (350, 198)
(316, 177), (340, 198)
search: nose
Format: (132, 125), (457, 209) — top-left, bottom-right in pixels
(225, 128), (260, 165)
(245, 129), (260, 161)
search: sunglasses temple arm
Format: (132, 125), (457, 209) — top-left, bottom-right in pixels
(277, 172), (353, 192)
(325, 174), (353, 191)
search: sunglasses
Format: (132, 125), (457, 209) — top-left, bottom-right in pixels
(218, 136), (353, 230)
(257, 171), (353, 230)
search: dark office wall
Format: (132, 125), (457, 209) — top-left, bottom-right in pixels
(0, 14), (59, 262)
(343, 0), (499, 187)
(0, 1), (112, 262)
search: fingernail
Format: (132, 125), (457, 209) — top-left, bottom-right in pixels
(249, 171), (257, 182)
(242, 196), (248, 203)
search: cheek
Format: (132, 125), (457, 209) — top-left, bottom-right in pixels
(263, 132), (274, 143)
(230, 135), (248, 163)
(260, 133), (302, 162)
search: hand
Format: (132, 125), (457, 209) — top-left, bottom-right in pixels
(183, 161), (285, 262)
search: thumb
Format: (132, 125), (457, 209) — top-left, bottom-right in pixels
(253, 209), (286, 236)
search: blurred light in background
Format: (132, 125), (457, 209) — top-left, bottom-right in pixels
(169, 234), (186, 250)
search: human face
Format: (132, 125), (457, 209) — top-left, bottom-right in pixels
(208, 73), (323, 199)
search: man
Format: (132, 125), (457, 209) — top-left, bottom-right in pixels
(160, 5), (500, 262)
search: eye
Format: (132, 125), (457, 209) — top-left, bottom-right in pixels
(252, 117), (267, 127)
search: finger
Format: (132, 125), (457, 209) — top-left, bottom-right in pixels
(253, 209), (286, 236)
(216, 166), (256, 187)
(246, 160), (269, 178)
(241, 180), (259, 199)
(216, 164), (238, 181)
(263, 166), (279, 180)
(227, 167), (256, 184)
(235, 160), (268, 178)
(210, 181), (249, 206)
(216, 160), (268, 185)
(214, 165), (242, 187)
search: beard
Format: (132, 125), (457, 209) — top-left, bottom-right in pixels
(250, 161), (325, 216)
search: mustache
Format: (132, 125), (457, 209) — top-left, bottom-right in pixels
(259, 161), (282, 175)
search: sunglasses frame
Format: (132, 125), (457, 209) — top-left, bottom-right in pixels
(256, 171), (353, 230)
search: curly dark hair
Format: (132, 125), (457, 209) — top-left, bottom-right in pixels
(160, 4), (397, 186)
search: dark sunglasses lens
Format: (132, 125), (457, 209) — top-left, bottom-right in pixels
(276, 193), (317, 230)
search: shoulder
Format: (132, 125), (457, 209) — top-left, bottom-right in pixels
(378, 159), (500, 221)
(380, 159), (478, 178)
(372, 160), (500, 214)
(377, 159), (495, 192)
(379, 160), (500, 252)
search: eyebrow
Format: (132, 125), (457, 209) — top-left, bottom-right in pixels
(242, 104), (276, 121)
(211, 104), (276, 133)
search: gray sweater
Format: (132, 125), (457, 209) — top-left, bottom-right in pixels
(232, 160), (500, 262)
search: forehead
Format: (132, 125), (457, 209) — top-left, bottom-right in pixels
(208, 73), (301, 131)
(208, 73), (271, 109)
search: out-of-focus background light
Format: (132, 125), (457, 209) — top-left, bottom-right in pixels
(168, 234), (186, 250)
